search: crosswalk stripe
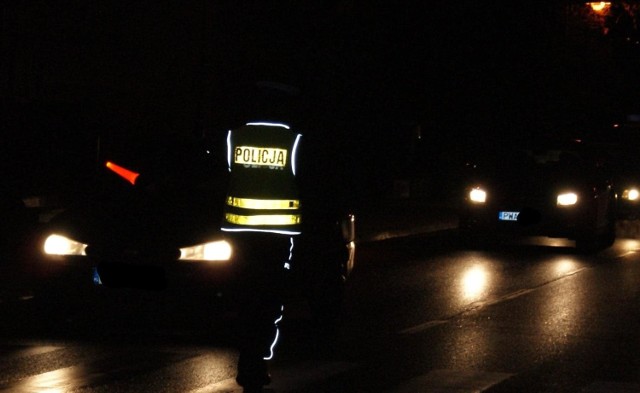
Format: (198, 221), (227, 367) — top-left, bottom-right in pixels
(270, 361), (357, 390)
(581, 381), (640, 393)
(189, 377), (242, 393)
(388, 369), (514, 393)
(188, 361), (357, 393)
(0, 344), (63, 359)
(3, 343), (639, 393)
(0, 365), (84, 393)
(0, 348), (196, 392)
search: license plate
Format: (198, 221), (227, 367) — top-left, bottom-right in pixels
(94, 264), (166, 290)
(92, 267), (103, 285)
(498, 211), (520, 221)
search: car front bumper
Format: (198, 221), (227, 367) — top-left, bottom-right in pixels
(459, 203), (591, 240)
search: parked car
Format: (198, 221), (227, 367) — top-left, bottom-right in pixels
(458, 137), (616, 253)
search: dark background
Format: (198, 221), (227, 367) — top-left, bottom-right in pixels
(2, 1), (640, 203)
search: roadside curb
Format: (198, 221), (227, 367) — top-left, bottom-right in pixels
(356, 199), (460, 243)
(353, 198), (640, 243)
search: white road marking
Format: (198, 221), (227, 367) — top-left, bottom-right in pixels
(4, 345), (63, 359)
(399, 320), (448, 335)
(399, 267), (591, 336)
(189, 361), (357, 393)
(388, 369), (514, 393)
(473, 288), (536, 309)
(0, 346), (195, 392)
(581, 381), (640, 392)
(399, 288), (537, 335)
(269, 361), (356, 390)
(615, 250), (637, 259)
(0, 365), (83, 393)
(189, 378), (242, 393)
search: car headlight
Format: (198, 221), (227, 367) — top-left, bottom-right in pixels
(179, 240), (232, 262)
(622, 188), (640, 201)
(557, 192), (578, 206)
(469, 187), (487, 203)
(43, 234), (87, 256)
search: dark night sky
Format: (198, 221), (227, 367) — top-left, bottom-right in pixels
(2, 2), (577, 128)
(2, 1), (638, 197)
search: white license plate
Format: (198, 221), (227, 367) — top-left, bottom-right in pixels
(498, 211), (520, 221)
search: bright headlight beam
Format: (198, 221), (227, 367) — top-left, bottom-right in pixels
(557, 192), (578, 206)
(469, 188), (487, 203)
(588, 2), (611, 13)
(179, 240), (232, 262)
(43, 234), (87, 256)
(623, 189), (640, 201)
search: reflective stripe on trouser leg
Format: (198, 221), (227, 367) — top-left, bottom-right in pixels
(264, 305), (284, 360)
(264, 237), (294, 360)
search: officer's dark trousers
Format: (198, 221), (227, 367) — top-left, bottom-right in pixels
(231, 233), (294, 362)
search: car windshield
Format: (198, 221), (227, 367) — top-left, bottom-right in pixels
(465, 139), (606, 186)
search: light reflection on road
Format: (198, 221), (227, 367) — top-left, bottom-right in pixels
(537, 258), (585, 343)
(4, 366), (79, 393)
(552, 257), (580, 275)
(461, 264), (489, 302)
(439, 242), (592, 368)
(454, 254), (499, 308)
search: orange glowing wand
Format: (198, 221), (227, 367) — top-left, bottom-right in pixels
(105, 161), (140, 185)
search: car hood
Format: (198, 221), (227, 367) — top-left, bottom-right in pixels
(473, 163), (590, 190)
(46, 185), (225, 255)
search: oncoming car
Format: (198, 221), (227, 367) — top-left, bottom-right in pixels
(589, 119), (640, 219)
(39, 132), (356, 321)
(612, 170), (640, 220)
(458, 138), (616, 253)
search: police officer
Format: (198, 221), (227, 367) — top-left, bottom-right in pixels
(221, 82), (303, 391)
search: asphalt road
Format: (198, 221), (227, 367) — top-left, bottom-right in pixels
(2, 202), (640, 392)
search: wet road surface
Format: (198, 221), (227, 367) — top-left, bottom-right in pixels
(1, 229), (640, 392)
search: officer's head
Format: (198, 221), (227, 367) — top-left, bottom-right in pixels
(249, 80), (301, 124)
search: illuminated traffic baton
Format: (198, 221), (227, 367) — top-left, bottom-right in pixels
(105, 161), (140, 185)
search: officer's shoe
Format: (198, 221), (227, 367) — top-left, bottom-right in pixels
(236, 356), (271, 390)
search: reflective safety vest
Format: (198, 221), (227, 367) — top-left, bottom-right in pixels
(221, 122), (302, 235)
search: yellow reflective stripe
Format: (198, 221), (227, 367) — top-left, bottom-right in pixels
(226, 196), (300, 210)
(225, 213), (301, 226)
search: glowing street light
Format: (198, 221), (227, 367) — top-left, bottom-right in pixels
(587, 2), (612, 14)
